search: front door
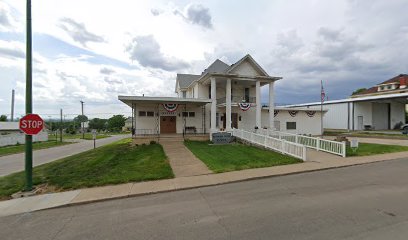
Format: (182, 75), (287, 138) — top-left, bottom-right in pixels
(222, 113), (238, 129)
(160, 116), (176, 134)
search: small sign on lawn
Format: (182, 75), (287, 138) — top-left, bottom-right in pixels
(212, 132), (233, 144)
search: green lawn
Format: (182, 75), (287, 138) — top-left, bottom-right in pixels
(0, 141), (71, 157)
(185, 141), (302, 173)
(0, 139), (173, 200)
(347, 142), (408, 157)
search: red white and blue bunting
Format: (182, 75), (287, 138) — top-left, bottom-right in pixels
(162, 103), (178, 112)
(238, 103), (251, 111)
(274, 110), (279, 117)
(288, 110), (298, 117)
(305, 110), (316, 117)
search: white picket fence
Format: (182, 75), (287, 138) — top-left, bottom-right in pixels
(257, 129), (346, 157)
(232, 128), (307, 161)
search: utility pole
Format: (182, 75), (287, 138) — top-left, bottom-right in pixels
(80, 100), (84, 139)
(25, 0), (33, 191)
(11, 89), (15, 121)
(60, 109), (63, 142)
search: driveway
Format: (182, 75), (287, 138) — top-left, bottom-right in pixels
(1, 158), (408, 239)
(0, 134), (130, 177)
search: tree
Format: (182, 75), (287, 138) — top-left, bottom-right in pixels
(88, 118), (107, 131)
(107, 115), (126, 132)
(0, 115), (7, 121)
(74, 115), (88, 123)
(352, 88), (367, 95)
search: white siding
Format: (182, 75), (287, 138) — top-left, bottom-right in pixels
(322, 103), (349, 130)
(390, 101), (406, 128)
(229, 60), (261, 76)
(354, 102), (373, 130)
(262, 110), (323, 135)
(371, 103), (388, 130)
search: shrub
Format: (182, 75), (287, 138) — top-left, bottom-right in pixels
(150, 140), (157, 145)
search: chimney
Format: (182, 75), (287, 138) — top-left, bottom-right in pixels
(399, 76), (407, 89)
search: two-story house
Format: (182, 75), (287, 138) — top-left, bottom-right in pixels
(119, 54), (325, 140)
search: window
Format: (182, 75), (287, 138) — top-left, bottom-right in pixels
(208, 86), (211, 99)
(182, 91), (186, 98)
(139, 111), (154, 117)
(182, 112), (195, 117)
(244, 88), (250, 102)
(286, 122), (296, 130)
(387, 85), (391, 90)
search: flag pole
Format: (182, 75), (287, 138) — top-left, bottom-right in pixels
(320, 80), (323, 136)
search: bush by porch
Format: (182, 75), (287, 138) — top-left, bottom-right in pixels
(184, 140), (302, 173)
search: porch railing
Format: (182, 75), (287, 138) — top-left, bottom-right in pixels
(232, 128), (306, 161)
(183, 127), (207, 135)
(256, 129), (346, 157)
(217, 96), (256, 105)
(134, 129), (159, 136)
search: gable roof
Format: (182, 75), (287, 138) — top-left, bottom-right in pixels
(202, 59), (230, 74)
(176, 74), (201, 89)
(226, 54), (269, 76)
(352, 74), (408, 96)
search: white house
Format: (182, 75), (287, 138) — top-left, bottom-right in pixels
(285, 74), (408, 131)
(119, 54), (325, 140)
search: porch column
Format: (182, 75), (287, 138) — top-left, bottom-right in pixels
(210, 77), (217, 137)
(268, 82), (274, 130)
(226, 78), (232, 131)
(255, 80), (261, 128)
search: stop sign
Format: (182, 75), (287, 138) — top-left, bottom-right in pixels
(19, 114), (44, 135)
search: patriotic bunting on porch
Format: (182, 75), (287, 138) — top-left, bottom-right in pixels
(238, 102), (251, 111)
(288, 110), (298, 117)
(274, 110), (279, 117)
(162, 103), (178, 112)
(305, 110), (316, 117)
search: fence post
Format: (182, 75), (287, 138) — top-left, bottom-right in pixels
(295, 135), (298, 144)
(316, 137), (320, 151)
(302, 146), (307, 161)
(342, 141), (346, 158)
(281, 140), (285, 154)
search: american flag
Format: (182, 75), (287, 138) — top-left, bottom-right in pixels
(321, 80), (325, 103)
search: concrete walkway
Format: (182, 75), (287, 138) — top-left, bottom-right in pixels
(0, 134), (130, 177)
(160, 138), (212, 177)
(1, 149), (407, 217)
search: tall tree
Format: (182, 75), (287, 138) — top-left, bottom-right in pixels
(107, 115), (126, 132)
(88, 118), (107, 131)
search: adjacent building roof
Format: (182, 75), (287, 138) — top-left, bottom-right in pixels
(202, 59), (230, 74)
(352, 74), (408, 97)
(176, 74), (201, 89)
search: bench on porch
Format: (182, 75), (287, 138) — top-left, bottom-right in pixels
(184, 126), (197, 134)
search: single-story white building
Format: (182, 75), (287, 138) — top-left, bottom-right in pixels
(285, 74), (408, 131)
(0, 122), (48, 147)
(119, 54), (325, 140)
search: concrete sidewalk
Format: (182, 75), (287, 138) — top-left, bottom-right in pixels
(0, 134), (130, 177)
(1, 150), (407, 217)
(160, 138), (212, 177)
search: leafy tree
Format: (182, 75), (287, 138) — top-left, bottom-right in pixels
(74, 115), (88, 123)
(352, 88), (367, 95)
(88, 118), (107, 131)
(107, 115), (126, 132)
(0, 115), (7, 121)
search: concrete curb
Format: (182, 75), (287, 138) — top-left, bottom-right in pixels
(44, 156), (407, 211)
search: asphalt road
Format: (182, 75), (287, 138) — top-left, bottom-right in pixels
(0, 134), (130, 176)
(1, 158), (408, 240)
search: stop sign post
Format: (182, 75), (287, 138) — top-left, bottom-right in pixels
(19, 114), (44, 192)
(19, 114), (44, 135)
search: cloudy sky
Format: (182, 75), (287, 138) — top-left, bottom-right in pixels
(0, 0), (407, 119)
